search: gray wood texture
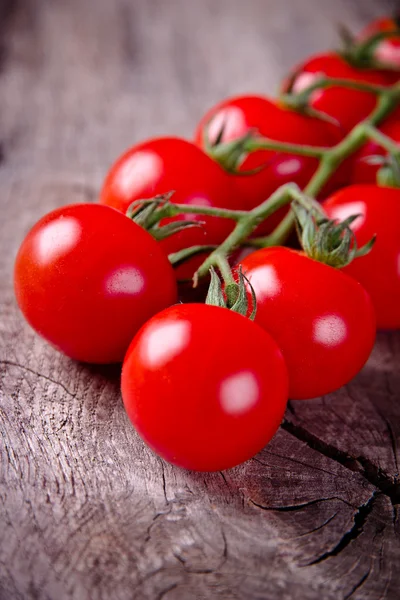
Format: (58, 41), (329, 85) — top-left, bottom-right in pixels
(1, 0), (399, 598)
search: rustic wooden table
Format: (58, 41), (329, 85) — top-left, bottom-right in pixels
(1, 0), (399, 598)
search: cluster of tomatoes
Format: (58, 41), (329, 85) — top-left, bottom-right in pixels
(14, 16), (400, 471)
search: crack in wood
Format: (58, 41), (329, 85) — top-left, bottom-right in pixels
(140, 508), (173, 554)
(393, 504), (398, 529)
(378, 574), (392, 600)
(343, 563), (372, 599)
(296, 512), (339, 539)
(219, 471), (231, 491)
(262, 448), (340, 478)
(282, 419), (400, 503)
(156, 583), (178, 600)
(249, 496), (353, 512)
(158, 459), (169, 506)
(0, 360), (76, 398)
(305, 492), (378, 566)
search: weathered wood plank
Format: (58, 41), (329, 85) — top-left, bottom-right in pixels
(0, 1), (399, 599)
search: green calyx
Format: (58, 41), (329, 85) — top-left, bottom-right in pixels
(204, 125), (262, 174)
(127, 192), (205, 241)
(363, 154), (400, 188)
(377, 162), (400, 188)
(280, 89), (341, 128)
(339, 25), (400, 71)
(292, 202), (375, 268)
(205, 267), (257, 320)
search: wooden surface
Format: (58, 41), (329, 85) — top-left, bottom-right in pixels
(1, 1), (399, 598)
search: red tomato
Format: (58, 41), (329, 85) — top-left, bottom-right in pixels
(100, 137), (239, 279)
(14, 204), (177, 363)
(195, 95), (344, 234)
(122, 304), (288, 471)
(324, 184), (400, 329)
(239, 247), (376, 400)
(282, 52), (388, 132)
(351, 108), (400, 184)
(358, 17), (400, 81)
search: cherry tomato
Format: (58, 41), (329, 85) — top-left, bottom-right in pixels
(195, 95), (344, 234)
(358, 17), (400, 81)
(122, 304), (288, 471)
(324, 184), (400, 329)
(100, 137), (239, 280)
(282, 52), (388, 133)
(239, 247), (376, 400)
(14, 204), (177, 363)
(351, 109), (400, 184)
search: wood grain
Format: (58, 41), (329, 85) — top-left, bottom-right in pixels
(0, 1), (399, 598)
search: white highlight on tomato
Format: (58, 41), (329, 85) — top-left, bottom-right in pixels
(36, 217), (81, 264)
(292, 71), (316, 93)
(275, 158), (302, 176)
(208, 106), (246, 144)
(248, 264), (281, 297)
(376, 41), (400, 68)
(291, 72), (324, 102)
(313, 314), (347, 347)
(182, 193), (211, 220)
(219, 371), (260, 415)
(114, 151), (163, 199)
(186, 195), (211, 207)
(327, 201), (366, 231)
(104, 266), (145, 296)
(141, 320), (191, 368)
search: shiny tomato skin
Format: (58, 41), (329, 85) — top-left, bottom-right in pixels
(14, 204), (177, 364)
(195, 95), (345, 234)
(358, 17), (400, 81)
(122, 304), (288, 471)
(351, 109), (400, 184)
(100, 137), (239, 279)
(324, 184), (400, 329)
(239, 247), (376, 400)
(283, 52), (388, 133)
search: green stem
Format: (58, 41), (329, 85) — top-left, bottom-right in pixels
(168, 245), (217, 267)
(132, 81), (400, 285)
(211, 135), (328, 166)
(308, 88), (399, 195)
(193, 183), (312, 284)
(258, 84), (400, 247)
(363, 123), (400, 155)
(248, 211), (296, 249)
(237, 139), (326, 158)
(129, 198), (249, 225)
(208, 81), (396, 172)
(215, 254), (235, 286)
(151, 202), (248, 223)
(282, 77), (386, 109)
(352, 28), (400, 64)
(212, 78), (390, 167)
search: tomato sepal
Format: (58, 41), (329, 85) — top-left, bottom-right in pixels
(360, 153), (400, 188)
(293, 201), (376, 268)
(127, 192), (207, 240)
(205, 266), (256, 320)
(377, 160), (400, 188)
(280, 92), (342, 128)
(339, 23), (400, 71)
(203, 126), (265, 174)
